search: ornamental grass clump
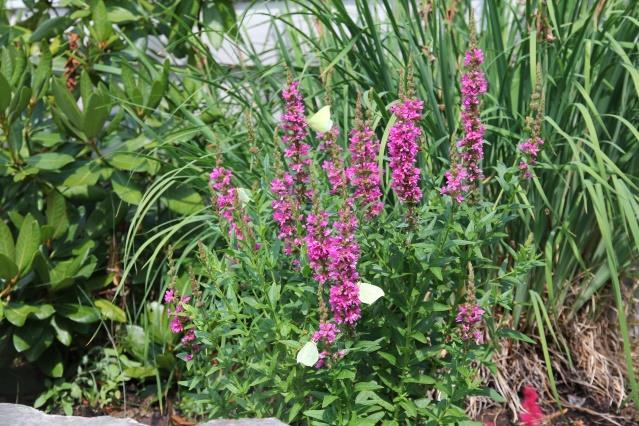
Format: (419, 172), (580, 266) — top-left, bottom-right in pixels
(168, 57), (541, 422)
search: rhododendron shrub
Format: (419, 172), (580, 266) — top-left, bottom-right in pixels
(168, 70), (540, 423)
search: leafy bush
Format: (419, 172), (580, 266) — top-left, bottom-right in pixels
(131, 0), (639, 412)
(158, 60), (545, 423)
(0, 0), (237, 382)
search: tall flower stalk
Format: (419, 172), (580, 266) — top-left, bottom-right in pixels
(271, 80), (311, 255)
(388, 68), (424, 218)
(327, 203), (361, 325)
(280, 80), (312, 203)
(442, 26), (487, 202)
(347, 102), (383, 218)
(518, 67), (545, 179)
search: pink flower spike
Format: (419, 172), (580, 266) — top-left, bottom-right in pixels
(388, 98), (424, 205)
(519, 386), (544, 426)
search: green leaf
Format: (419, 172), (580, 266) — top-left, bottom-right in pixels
(94, 299), (126, 323)
(39, 346), (64, 378)
(92, 0), (113, 42)
(14, 214), (40, 273)
(164, 185), (204, 214)
(46, 191), (69, 239)
(61, 162), (102, 186)
(0, 220), (15, 260)
(83, 89), (111, 139)
(109, 152), (155, 173)
(496, 328), (535, 344)
(0, 72), (11, 111)
(30, 17), (72, 42)
(57, 304), (99, 323)
(123, 325), (147, 361)
(51, 316), (72, 346)
(107, 7), (140, 24)
(26, 152), (75, 171)
(4, 303), (54, 326)
(13, 322), (47, 352)
(0, 254), (19, 281)
(112, 171), (143, 204)
(52, 78), (83, 128)
(9, 86), (31, 119)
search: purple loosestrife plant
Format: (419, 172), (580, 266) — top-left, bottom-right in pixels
(271, 173), (301, 256)
(518, 69), (545, 179)
(442, 42), (487, 203)
(327, 203), (362, 325)
(456, 303), (485, 344)
(458, 47), (488, 185)
(165, 289), (199, 360)
(281, 81), (312, 202)
(347, 116), (383, 218)
(318, 127), (347, 195)
(388, 98), (424, 207)
(210, 166), (245, 240)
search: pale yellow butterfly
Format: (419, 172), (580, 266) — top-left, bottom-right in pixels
(357, 282), (385, 305)
(307, 105), (333, 133)
(296, 341), (319, 367)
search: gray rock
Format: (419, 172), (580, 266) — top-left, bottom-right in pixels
(0, 403), (143, 425)
(0, 404), (288, 426)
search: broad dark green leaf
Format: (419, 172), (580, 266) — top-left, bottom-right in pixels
(26, 152), (74, 171)
(83, 89), (111, 139)
(0, 254), (18, 280)
(51, 316), (72, 346)
(46, 191), (69, 239)
(4, 303), (55, 326)
(14, 213), (40, 273)
(0, 219), (15, 260)
(52, 78), (83, 128)
(94, 299), (126, 323)
(111, 171), (143, 204)
(0, 73), (10, 111)
(164, 185), (204, 214)
(30, 17), (72, 42)
(57, 304), (100, 323)
(92, 0), (113, 42)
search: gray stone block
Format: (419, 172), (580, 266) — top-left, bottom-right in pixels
(0, 404), (288, 426)
(0, 403), (143, 425)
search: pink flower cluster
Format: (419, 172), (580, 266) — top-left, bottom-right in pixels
(327, 207), (361, 325)
(312, 321), (340, 345)
(281, 81), (312, 202)
(519, 386), (544, 425)
(442, 47), (487, 202)
(318, 127), (347, 194)
(210, 167), (244, 240)
(315, 349), (346, 369)
(305, 211), (332, 284)
(455, 303), (485, 344)
(459, 48), (487, 183)
(271, 174), (301, 255)
(441, 163), (470, 203)
(388, 99), (424, 205)
(347, 124), (383, 217)
(518, 136), (544, 178)
(165, 289), (199, 361)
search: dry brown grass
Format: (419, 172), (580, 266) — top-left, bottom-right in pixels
(469, 280), (639, 425)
